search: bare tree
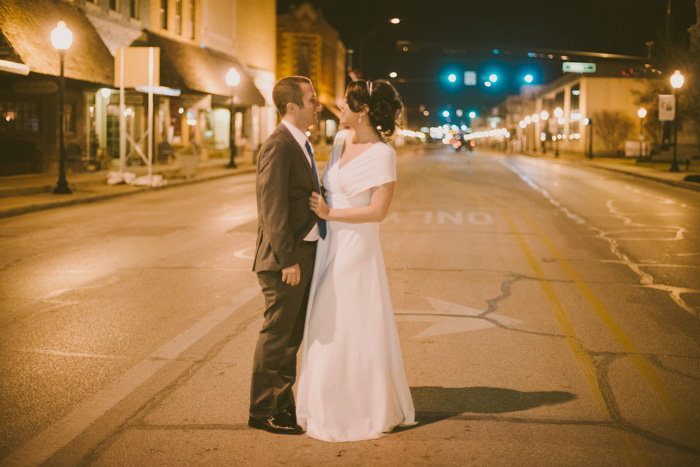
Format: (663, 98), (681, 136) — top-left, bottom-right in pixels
(593, 110), (634, 156)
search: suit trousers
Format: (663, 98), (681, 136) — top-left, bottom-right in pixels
(250, 241), (317, 418)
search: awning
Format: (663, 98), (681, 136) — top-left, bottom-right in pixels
(0, 0), (114, 85)
(318, 96), (341, 120)
(147, 32), (265, 107)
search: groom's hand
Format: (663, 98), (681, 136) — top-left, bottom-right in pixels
(282, 264), (301, 286)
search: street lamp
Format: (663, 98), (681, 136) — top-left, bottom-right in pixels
(225, 67), (240, 169)
(358, 17), (400, 78)
(539, 111), (549, 154)
(637, 107), (647, 159)
(669, 70), (684, 172)
(51, 21), (73, 194)
(553, 107), (563, 157)
(583, 117), (593, 159)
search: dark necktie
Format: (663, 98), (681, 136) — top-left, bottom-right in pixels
(305, 140), (327, 239)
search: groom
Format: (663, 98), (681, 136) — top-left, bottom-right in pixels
(249, 76), (325, 435)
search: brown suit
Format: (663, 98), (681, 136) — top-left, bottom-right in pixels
(250, 122), (319, 418)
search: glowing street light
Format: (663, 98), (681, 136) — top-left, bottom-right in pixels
(51, 21), (73, 194)
(468, 111), (476, 119)
(390, 17), (400, 24)
(669, 70), (685, 172)
(524, 74), (534, 83)
(225, 67), (241, 168)
(637, 107), (647, 159)
(447, 73), (457, 83)
(442, 110), (450, 118)
(489, 73), (498, 83)
(389, 71), (397, 78)
(455, 109), (463, 117)
(531, 114), (540, 123)
(540, 110), (549, 120)
(554, 107), (563, 118)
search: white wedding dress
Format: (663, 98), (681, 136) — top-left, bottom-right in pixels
(296, 130), (416, 442)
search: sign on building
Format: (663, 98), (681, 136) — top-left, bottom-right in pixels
(658, 94), (675, 121)
(562, 62), (596, 73)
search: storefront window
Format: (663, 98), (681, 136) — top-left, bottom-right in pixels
(0, 100), (40, 133)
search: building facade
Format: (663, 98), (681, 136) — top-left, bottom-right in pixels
(0, 0), (274, 177)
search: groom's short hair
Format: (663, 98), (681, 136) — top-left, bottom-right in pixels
(273, 76), (312, 116)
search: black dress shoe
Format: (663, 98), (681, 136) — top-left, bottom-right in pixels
(278, 406), (297, 425)
(248, 415), (303, 435)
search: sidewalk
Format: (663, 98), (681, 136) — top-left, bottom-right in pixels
(516, 149), (700, 193)
(0, 158), (257, 219)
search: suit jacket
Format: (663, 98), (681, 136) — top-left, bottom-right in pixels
(253, 123), (319, 272)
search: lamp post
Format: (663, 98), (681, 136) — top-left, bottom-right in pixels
(637, 107), (647, 159)
(358, 17), (400, 79)
(51, 21), (73, 194)
(669, 70), (684, 172)
(225, 67), (241, 169)
(554, 107), (563, 157)
(539, 110), (549, 154)
(583, 117), (593, 159)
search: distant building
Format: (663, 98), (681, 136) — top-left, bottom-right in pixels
(277, 2), (346, 145)
(503, 70), (696, 159)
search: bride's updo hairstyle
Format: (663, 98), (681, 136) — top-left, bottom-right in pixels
(345, 79), (403, 139)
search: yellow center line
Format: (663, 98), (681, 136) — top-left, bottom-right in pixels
(502, 210), (646, 465)
(518, 209), (700, 440)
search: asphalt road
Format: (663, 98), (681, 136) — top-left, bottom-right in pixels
(0, 146), (699, 466)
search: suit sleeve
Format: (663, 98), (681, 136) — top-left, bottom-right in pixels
(257, 139), (298, 269)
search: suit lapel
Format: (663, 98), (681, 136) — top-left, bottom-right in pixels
(277, 123), (315, 187)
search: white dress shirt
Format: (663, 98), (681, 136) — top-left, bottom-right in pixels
(281, 119), (320, 241)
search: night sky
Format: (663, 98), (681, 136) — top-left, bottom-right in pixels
(277, 0), (698, 126)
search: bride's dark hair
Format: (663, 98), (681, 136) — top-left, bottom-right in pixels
(345, 79), (403, 139)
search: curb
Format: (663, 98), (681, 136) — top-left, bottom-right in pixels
(514, 150), (700, 193)
(0, 166), (257, 219)
(584, 162), (700, 193)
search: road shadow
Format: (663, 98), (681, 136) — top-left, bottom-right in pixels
(395, 386), (576, 432)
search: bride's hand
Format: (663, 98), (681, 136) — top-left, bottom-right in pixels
(309, 192), (330, 220)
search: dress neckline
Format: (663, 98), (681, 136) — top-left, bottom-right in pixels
(338, 131), (383, 170)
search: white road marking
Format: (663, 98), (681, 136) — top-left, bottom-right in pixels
(382, 211), (494, 225)
(3, 285), (260, 467)
(234, 246), (256, 260)
(0, 348), (131, 360)
(395, 297), (521, 339)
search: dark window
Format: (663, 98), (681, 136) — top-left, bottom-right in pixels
(0, 100), (41, 134)
(109, 0), (119, 11)
(160, 0), (168, 29)
(570, 84), (581, 135)
(129, 0), (139, 19)
(190, 0), (196, 39)
(297, 40), (312, 79)
(175, 0), (182, 35)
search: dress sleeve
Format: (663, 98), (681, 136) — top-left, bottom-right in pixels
(345, 143), (396, 197)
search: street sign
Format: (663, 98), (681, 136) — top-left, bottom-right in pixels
(562, 62), (596, 73)
(658, 94), (675, 121)
(464, 71), (477, 86)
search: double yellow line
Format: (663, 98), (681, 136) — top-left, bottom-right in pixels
(502, 209), (699, 455)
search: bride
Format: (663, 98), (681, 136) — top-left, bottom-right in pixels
(296, 79), (416, 442)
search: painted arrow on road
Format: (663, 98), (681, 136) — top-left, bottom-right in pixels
(394, 297), (522, 339)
